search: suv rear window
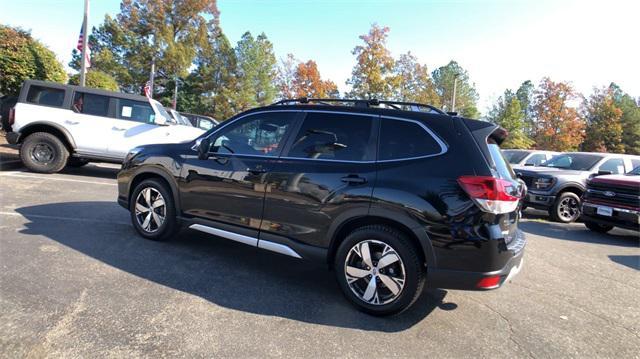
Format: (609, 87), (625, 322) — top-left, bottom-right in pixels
(26, 86), (65, 107)
(72, 92), (110, 117)
(488, 139), (515, 179)
(378, 119), (442, 161)
(116, 99), (155, 123)
(287, 113), (375, 161)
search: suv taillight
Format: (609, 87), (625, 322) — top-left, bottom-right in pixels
(458, 176), (520, 214)
(8, 108), (15, 125)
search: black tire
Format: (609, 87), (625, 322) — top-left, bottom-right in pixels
(550, 192), (581, 223)
(129, 178), (178, 241)
(67, 158), (90, 167)
(20, 132), (69, 173)
(334, 225), (425, 316)
(585, 221), (613, 233)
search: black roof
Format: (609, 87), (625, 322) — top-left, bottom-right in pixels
(20, 80), (148, 102)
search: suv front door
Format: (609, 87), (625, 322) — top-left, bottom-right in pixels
(260, 111), (378, 248)
(180, 111), (301, 237)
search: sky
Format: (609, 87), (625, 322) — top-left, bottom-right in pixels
(2, 0), (639, 113)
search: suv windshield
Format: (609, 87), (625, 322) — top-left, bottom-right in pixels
(502, 150), (528, 164)
(541, 153), (602, 171)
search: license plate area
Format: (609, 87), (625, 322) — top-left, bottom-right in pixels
(596, 206), (613, 217)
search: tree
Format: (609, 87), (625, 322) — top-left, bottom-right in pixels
(276, 53), (297, 99)
(533, 78), (585, 151)
(582, 87), (624, 153)
(346, 24), (396, 99)
(393, 52), (440, 107)
(432, 60), (479, 118)
(233, 32), (277, 111)
(610, 84), (640, 155)
(487, 90), (534, 149)
(516, 80), (535, 136)
(0, 25), (66, 96)
(68, 70), (119, 91)
(292, 60), (338, 98)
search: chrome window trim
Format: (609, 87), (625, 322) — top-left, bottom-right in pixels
(193, 109), (448, 163)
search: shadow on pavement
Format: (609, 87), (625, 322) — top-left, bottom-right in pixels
(608, 255), (639, 271)
(59, 163), (120, 179)
(519, 220), (638, 247)
(14, 201), (451, 332)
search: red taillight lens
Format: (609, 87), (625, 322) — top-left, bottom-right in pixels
(8, 108), (15, 125)
(477, 275), (502, 289)
(458, 176), (520, 214)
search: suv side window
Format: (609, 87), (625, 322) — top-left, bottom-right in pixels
(287, 112), (375, 161)
(26, 86), (65, 107)
(379, 119), (442, 161)
(116, 99), (155, 124)
(72, 92), (110, 117)
(599, 158), (625, 174)
(631, 159), (640, 172)
(525, 153), (547, 166)
(211, 112), (296, 157)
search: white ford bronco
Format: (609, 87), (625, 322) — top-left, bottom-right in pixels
(5, 80), (205, 173)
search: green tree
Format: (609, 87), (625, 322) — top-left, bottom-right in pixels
(233, 32), (277, 110)
(0, 25), (66, 96)
(487, 90), (534, 149)
(582, 87), (624, 153)
(432, 60), (479, 118)
(610, 84), (640, 155)
(516, 80), (535, 136)
(533, 78), (585, 151)
(68, 70), (119, 91)
(346, 24), (396, 99)
(393, 52), (440, 107)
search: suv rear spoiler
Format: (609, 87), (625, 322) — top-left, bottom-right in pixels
(462, 118), (507, 168)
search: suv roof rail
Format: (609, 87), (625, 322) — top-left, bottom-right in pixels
(271, 98), (448, 115)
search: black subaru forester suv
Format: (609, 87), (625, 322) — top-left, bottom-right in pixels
(117, 99), (526, 315)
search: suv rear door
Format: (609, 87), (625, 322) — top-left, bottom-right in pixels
(260, 111), (378, 248)
(68, 91), (113, 155)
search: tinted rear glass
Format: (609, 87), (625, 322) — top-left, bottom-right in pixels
(72, 92), (110, 117)
(488, 139), (515, 179)
(502, 150), (528, 164)
(541, 154), (602, 171)
(379, 119), (442, 160)
(288, 113), (375, 161)
(26, 86), (65, 107)
(116, 99), (155, 123)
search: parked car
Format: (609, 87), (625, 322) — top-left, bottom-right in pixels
(501, 149), (558, 168)
(0, 95), (18, 131)
(117, 98), (526, 316)
(581, 166), (640, 233)
(515, 152), (640, 223)
(180, 112), (218, 131)
(5, 80), (204, 173)
(168, 109), (194, 127)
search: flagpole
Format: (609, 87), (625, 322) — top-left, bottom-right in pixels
(79, 0), (89, 87)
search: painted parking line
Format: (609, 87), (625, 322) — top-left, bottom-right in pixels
(0, 211), (129, 225)
(0, 172), (117, 186)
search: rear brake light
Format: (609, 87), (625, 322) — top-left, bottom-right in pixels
(477, 275), (502, 289)
(458, 176), (520, 214)
(8, 108), (15, 125)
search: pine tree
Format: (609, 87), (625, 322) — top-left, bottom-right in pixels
(582, 87), (624, 153)
(487, 90), (534, 149)
(432, 61), (479, 118)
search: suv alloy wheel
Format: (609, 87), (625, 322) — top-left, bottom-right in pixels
(551, 192), (581, 223)
(130, 179), (178, 241)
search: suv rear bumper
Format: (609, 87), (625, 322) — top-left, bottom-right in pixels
(426, 230), (526, 290)
(582, 202), (640, 231)
(5, 132), (20, 144)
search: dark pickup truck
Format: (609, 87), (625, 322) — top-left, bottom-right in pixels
(581, 167), (640, 233)
(515, 152), (640, 223)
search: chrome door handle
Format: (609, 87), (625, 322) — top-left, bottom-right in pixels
(65, 120), (79, 125)
(112, 127), (126, 131)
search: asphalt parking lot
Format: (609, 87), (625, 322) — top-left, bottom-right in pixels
(1, 163), (638, 358)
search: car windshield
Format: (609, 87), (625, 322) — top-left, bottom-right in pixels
(502, 150), (529, 164)
(149, 99), (173, 123)
(541, 153), (602, 171)
(627, 166), (640, 175)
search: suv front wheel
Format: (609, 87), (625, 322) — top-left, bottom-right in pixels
(20, 132), (69, 173)
(130, 178), (178, 241)
(334, 225), (425, 316)
(550, 192), (581, 223)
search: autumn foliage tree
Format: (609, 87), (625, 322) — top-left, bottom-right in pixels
(582, 86), (624, 153)
(393, 52), (440, 107)
(292, 60), (338, 98)
(347, 24), (396, 99)
(532, 78), (585, 151)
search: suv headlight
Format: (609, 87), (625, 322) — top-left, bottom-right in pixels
(533, 177), (554, 190)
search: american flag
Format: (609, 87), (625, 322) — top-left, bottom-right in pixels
(143, 81), (152, 98)
(77, 20), (91, 68)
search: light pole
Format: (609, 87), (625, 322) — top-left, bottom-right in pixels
(79, 0), (89, 87)
(451, 74), (459, 113)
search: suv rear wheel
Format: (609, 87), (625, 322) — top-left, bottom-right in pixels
(130, 179), (178, 241)
(334, 225), (424, 316)
(20, 132), (69, 173)
(550, 192), (581, 223)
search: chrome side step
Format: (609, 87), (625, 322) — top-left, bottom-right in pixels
(188, 224), (302, 259)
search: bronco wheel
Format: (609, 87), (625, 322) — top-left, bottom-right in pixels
(20, 132), (69, 173)
(334, 225), (424, 316)
(550, 192), (581, 223)
(585, 221), (613, 233)
(130, 178), (178, 241)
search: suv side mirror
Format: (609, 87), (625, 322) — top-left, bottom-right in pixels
(524, 163), (534, 166)
(197, 138), (211, 160)
(597, 170), (613, 176)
